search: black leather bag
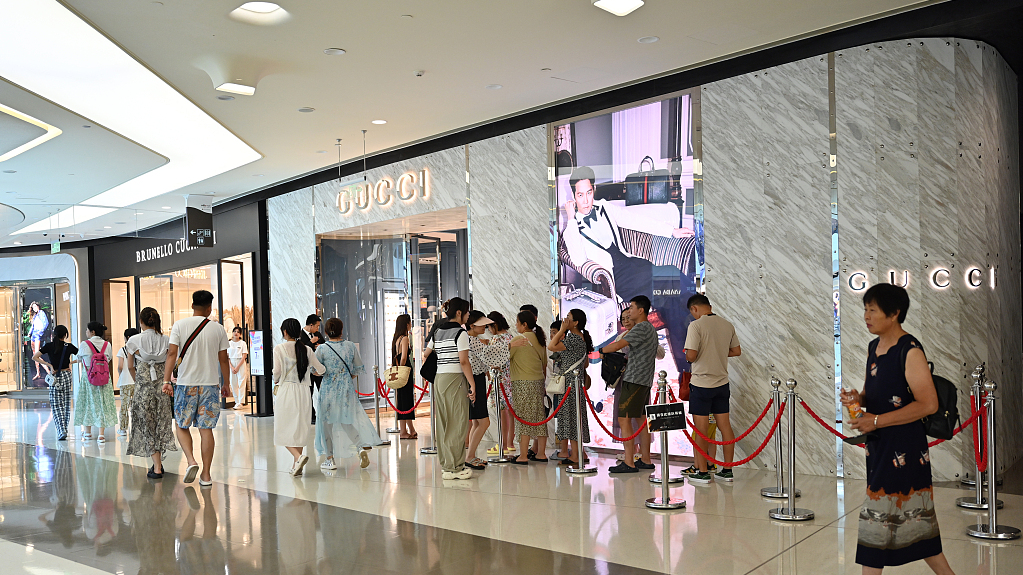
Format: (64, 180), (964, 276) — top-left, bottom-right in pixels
(600, 352), (627, 390)
(624, 156), (672, 206)
(420, 348), (438, 383)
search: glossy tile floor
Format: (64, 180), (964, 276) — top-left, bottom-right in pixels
(1, 397), (1021, 574)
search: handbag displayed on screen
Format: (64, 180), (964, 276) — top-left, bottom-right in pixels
(44, 343), (70, 386)
(172, 318), (210, 379)
(600, 351), (627, 390)
(547, 356), (584, 395)
(624, 156), (673, 206)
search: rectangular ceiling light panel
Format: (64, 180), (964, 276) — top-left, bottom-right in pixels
(1, 0), (262, 234)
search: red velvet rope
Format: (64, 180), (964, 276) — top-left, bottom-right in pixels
(684, 401), (785, 468)
(581, 384), (647, 441)
(377, 378), (430, 415)
(969, 398), (988, 472)
(498, 377), (573, 426)
(686, 398), (774, 446)
(798, 398), (985, 450)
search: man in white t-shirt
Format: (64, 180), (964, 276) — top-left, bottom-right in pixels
(163, 290), (230, 485)
(228, 327), (249, 409)
(423, 297), (477, 480)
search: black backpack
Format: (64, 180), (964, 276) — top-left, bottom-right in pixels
(898, 345), (959, 440)
(601, 352), (627, 390)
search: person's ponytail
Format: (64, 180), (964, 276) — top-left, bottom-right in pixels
(569, 308), (593, 353)
(517, 310), (546, 347)
(281, 318), (309, 380)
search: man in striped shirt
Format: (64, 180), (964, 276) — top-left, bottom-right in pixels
(423, 297), (477, 480)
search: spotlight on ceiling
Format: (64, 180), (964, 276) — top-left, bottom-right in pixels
(323, 48), (346, 55)
(229, 2), (290, 25)
(371, 120), (387, 125)
(238, 2), (280, 13)
(216, 82), (256, 96)
(592, 0), (644, 17)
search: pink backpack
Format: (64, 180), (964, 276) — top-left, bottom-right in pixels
(85, 340), (111, 386)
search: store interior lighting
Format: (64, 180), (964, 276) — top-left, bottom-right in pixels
(1, 0), (261, 236)
(592, 0), (645, 17)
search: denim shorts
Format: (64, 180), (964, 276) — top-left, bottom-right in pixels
(688, 383), (730, 416)
(174, 385), (221, 429)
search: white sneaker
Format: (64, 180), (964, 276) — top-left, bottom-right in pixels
(290, 455), (309, 477)
(442, 471), (456, 480)
(453, 468), (472, 480)
(321, 458), (337, 471)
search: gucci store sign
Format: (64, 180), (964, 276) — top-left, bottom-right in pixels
(336, 168), (430, 215)
(847, 267), (996, 291)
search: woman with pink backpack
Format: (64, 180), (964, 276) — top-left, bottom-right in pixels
(74, 321), (118, 444)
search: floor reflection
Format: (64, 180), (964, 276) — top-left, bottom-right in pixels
(0, 442), (659, 575)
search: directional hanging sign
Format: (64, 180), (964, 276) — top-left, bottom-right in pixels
(185, 195), (214, 248)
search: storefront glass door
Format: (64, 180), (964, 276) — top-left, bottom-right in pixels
(0, 287), (18, 393)
(139, 265), (219, 329)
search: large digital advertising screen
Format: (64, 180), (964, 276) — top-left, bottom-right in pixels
(553, 93), (703, 456)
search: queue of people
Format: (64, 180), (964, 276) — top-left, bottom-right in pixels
(31, 282), (956, 574)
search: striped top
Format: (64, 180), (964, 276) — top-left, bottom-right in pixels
(427, 322), (469, 374)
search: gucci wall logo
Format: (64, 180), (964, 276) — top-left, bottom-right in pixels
(336, 168), (430, 215)
(847, 267), (996, 292)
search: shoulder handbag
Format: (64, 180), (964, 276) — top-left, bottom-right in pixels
(172, 319), (211, 379)
(384, 339), (412, 390)
(44, 343), (70, 386)
(547, 356), (584, 395)
(624, 156), (673, 206)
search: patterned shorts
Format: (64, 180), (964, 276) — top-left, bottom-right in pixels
(173, 385), (221, 429)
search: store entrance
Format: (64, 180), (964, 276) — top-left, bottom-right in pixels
(317, 208), (469, 394)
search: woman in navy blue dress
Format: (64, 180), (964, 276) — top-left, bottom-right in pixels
(842, 284), (954, 575)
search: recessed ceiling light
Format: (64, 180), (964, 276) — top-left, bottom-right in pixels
(323, 48), (346, 55)
(104, 225), (112, 229)
(2, 170), (15, 174)
(216, 82), (255, 96)
(592, 0), (644, 17)
(541, 67), (552, 71)
(298, 107), (315, 113)
(217, 95), (235, 101)
(82, 124), (92, 128)
(161, 206), (171, 209)
(638, 36), (659, 44)
(5, 1), (260, 237)
(400, 14), (413, 19)
(485, 84), (503, 90)
(136, 212), (144, 215)
(253, 174), (264, 176)
(238, 2), (280, 13)
(371, 119), (386, 125)
(13, 241), (21, 245)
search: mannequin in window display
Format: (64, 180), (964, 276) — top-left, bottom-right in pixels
(560, 166), (697, 378)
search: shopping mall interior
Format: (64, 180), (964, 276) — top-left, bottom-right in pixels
(1, 1), (1022, 573)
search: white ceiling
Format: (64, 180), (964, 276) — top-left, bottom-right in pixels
(0, 0), (937, 247)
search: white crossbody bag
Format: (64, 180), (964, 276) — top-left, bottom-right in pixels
(546, 356), (584, 395)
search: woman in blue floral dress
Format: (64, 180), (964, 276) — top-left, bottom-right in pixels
(314, 318), (382, 471)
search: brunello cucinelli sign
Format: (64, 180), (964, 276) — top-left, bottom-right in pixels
(136, 233), (217, 263)
(336, 168), (430, 215)
(846, 266), (997, 292)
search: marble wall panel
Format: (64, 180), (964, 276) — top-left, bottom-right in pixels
(832, 39), (1019, 481)
(467, 126), (552, 328)
(267, 189), (317, 346)
(704, 58), (835, 476)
